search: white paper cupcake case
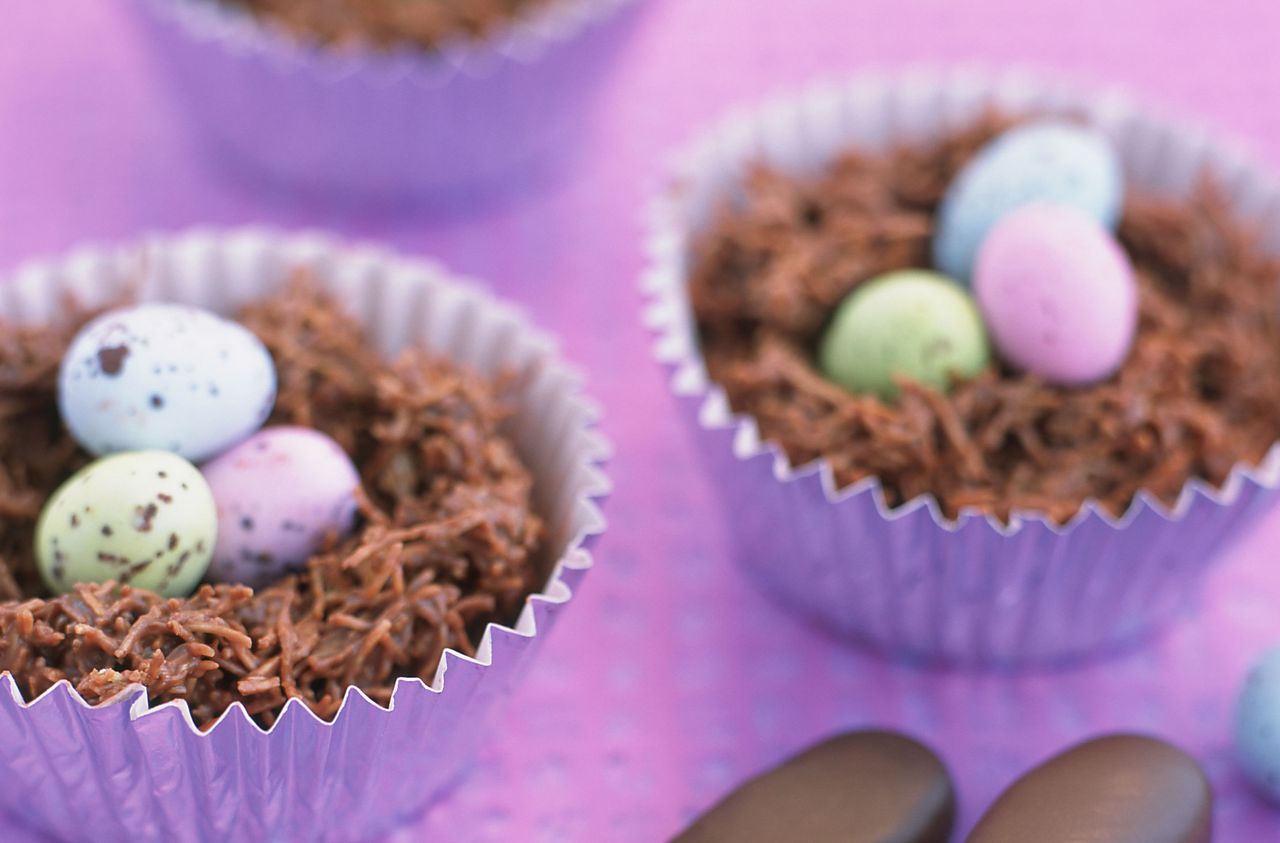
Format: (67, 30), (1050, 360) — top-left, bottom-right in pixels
(126, 0), (644, 201)
(0, 228), (610, 843)
(643, 66), (1280, 666)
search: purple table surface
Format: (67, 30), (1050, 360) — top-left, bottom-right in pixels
(4, 1), (1280, 840)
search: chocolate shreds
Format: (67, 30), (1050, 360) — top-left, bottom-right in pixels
(223, 0), (554, 51)
(0, 311), (98, 595)
(0, 274), (545, 728)
(690, 112), (1280, 522)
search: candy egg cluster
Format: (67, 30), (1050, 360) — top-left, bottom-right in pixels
(36, 302), (361, 598)
(819, 120), (1137, 398)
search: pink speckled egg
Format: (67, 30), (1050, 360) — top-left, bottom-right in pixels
(974, 203), (1138, 386)
(201, 426), (360, 588)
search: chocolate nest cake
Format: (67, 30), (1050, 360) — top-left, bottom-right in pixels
(221, 0), (555, 50)
(0, 276), (545, 728)
(690, 114), (1280, 523)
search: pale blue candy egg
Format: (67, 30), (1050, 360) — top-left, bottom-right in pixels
(934, 121), (1124, 283)
(1234, 645), (1280, 804)
(59, 304), (277, 463)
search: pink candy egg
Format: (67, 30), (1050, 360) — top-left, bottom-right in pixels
(974, 203), (1138, 386)
(201, 426), (360, 588)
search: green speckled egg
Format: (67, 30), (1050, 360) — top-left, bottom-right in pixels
(818, 269), (990, 401)
(36, 450), (217, 597)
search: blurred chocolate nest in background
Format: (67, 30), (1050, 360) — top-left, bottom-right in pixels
(222, 0), (556, 51)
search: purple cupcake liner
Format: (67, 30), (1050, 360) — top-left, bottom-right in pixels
(126, 0), (644, 203)
(0, 228), (611, 842)
(643, 67), (1280, 666)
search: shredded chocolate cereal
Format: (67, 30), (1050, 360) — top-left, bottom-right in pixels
(690, 114), (1280, 523)
(0, 274), (545, 728)
(222, 0), (555, 50)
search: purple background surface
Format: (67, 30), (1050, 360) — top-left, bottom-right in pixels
(3, 0), (1280, 840)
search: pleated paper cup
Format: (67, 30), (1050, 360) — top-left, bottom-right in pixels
(643, 67), (1280, 666)
(126, 0), (644, 204)
(0, 228), (610, 842)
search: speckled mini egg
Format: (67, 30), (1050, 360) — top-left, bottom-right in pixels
(974, 203), (1137, 386)
(818, 269), (990, 401)
(59, 303), (277, 462)
(201, 426), (360, 588)
(1235, 646), (1280, 804)
(35, 450), (217, 597)
(934, 121), (1124, 282)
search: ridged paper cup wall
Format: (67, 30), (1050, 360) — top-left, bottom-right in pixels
(127, 0), (644, 204)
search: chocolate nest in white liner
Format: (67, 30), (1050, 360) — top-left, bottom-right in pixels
(690, 113), (1280, 523)
(0, 274), (545, 728)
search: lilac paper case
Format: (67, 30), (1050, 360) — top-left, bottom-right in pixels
(126, 0), (643, 202)
(0, 229), (609, 843)
(645, 68), (1280, 665)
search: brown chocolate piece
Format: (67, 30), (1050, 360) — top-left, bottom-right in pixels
(690, 113), (1280, 523)
(966, 735), (1212, 843)
(0, 274), (546, 728)
(223, 0), (554, 51)
(674, 730), (955, 843)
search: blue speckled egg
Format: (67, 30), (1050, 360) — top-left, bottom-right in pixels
(1235, 645), (1280, 804)
(59, 304), (277, 462)
(934, 121), (1124, 282)
(35, 450), (217, 597)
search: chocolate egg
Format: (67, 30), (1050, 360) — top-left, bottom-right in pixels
(201, 426), (360, 588)
(934, 121), (1123, 282)
(59, 303), (276, 462)
(966, 735), (1212, 843)
(35, 451), (217, 598)
(1234, 646), (1280, 805)
(974, 203), (1137, 385)
(818, 270), (990, 401)
(675, 731), (955, 843)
